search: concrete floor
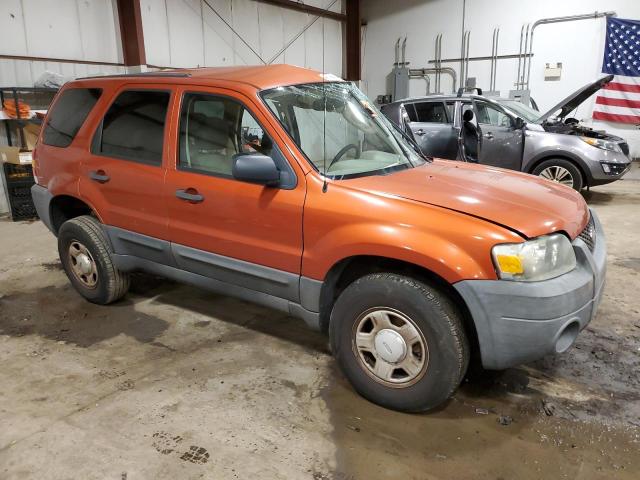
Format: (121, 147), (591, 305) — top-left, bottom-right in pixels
(1, 167), (639, 479)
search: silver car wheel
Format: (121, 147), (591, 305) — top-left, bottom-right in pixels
(68, 240), (98, 289)
(539, 165), (574, 187)
(352, 307), (428, 387)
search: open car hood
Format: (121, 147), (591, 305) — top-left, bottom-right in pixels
(537, 74), (614, 123)
(346, 160), (589, 240)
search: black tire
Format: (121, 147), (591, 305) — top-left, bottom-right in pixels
(58, 215), (130, 304)
(329, 273), (469, 412)
(531, 158), (584, 191)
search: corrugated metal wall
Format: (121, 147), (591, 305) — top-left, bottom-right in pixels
(141, 0), (343, 74)
(0, 0), (123, 86)
(0, 0), (344, 87)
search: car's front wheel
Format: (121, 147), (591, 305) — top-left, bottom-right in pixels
(532, 158), (584, 191)
(329, 273), (469, 412)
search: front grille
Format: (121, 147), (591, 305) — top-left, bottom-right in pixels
(578, 213), (596, 252)
(620, 142), (630, 156)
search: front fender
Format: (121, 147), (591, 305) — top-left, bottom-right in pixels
(301, 175), (521, 284)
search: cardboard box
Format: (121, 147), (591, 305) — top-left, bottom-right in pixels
(0, 146), (32, 165)
(23, 123), (41, 151)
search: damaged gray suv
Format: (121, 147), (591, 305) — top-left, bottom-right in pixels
(381, 75), (632, 190)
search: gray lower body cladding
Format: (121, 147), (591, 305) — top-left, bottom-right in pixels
(104, 225), (322, 330)
(454, 208), (606, 370)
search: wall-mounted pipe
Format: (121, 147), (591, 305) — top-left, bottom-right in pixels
(523, 11), (616, 89)
(434, 33), (443, 92)
(521, 25), (530, 88)
(463, 31), (471, 87)
(515, 25), (525, 88)
(401, 37), (407, 65)
(409, 67), (457, 93)
(490, 28), (500, 91)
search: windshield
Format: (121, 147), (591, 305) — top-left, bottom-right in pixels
(496, 99), (541, 123)
(261, 82), (425, 179)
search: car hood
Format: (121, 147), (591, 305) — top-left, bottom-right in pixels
(346, 160), (589, 239)
(537, 74), (614, 122)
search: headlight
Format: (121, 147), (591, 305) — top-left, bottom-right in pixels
(580, 136), (622, 153)
(492, 234), (576, 281)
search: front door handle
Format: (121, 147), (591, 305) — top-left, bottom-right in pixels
(176, 189), (204, 203)
(415, 129), (426, 136)
(89, 170), (110, 183)
(483, 132), (495, 140)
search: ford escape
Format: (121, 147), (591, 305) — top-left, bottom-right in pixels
(31, 65), (606, 412)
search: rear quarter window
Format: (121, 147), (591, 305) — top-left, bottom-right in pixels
(42, 88), (102, 148)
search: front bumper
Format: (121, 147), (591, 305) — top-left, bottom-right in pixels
(454, 209), (606, 370)
(584, 150), (631, 186)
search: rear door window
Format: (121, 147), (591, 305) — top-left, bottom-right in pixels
(412, 102), (450, 123)
(92, 90), (170, 165)
(42, 88), (102, 147)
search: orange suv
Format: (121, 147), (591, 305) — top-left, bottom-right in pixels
(31, 66), (606, 412)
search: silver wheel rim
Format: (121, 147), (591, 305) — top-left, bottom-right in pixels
(352, 308), (428, 387)
(68, 240), (98, 289)
(539, 166), (574, 187)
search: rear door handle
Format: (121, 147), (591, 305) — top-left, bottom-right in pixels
(415, 129), (426, 136)
(483, 132), (495, 140)
(176, 189), (204, 203)
(89, 170), (110, 183)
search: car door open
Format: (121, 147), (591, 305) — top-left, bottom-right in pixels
(474, 100), (524, 170)
(405, 101), (459, 159)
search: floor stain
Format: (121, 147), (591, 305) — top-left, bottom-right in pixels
(0, 284), (169, 347)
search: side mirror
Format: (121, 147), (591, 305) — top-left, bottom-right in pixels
(232, 153), (280, 186)
(514, 117), (526, 130)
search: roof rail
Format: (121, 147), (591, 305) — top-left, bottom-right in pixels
(77, 72), (191, 80)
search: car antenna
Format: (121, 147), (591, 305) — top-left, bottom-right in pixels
(322, 14), (328, 193)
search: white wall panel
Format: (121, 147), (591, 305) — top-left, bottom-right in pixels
(140, 0), (343, 73)
(230, 0), (264, 64)
(140, 0), (173, 67)
(202, 0), (235, 66)
(166, 0), (206, 67)
(257, 3), (285, 64)
(0, 0), (29, 55)
(281, 9), (307, 67)
(362, 0), (640, 156)
(0, 0), (344, 84)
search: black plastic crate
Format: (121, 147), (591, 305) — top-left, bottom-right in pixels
(3, 162), (34, 184)
(7, 183), (34, 200)
(7, 195), (37, 221)
(4, 178), (37, 221)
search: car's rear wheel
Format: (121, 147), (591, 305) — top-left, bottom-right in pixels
(532, 159), (583, 191)
(58, 215), (130, 304)
(329, 273), (469, 412)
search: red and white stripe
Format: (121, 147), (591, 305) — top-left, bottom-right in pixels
(593, 76), (640, 124)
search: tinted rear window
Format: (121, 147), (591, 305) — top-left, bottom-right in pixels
(42, 88), (102, 147)
(93, 90), (170, 164)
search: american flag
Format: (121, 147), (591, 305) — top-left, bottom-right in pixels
(593, 17), (640, 124)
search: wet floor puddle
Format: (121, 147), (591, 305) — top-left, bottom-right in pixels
(323, 369), (640, 480)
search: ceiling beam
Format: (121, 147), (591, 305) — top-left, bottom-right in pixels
(116, 0), (146, 67)
(254, 0), (346, 23)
